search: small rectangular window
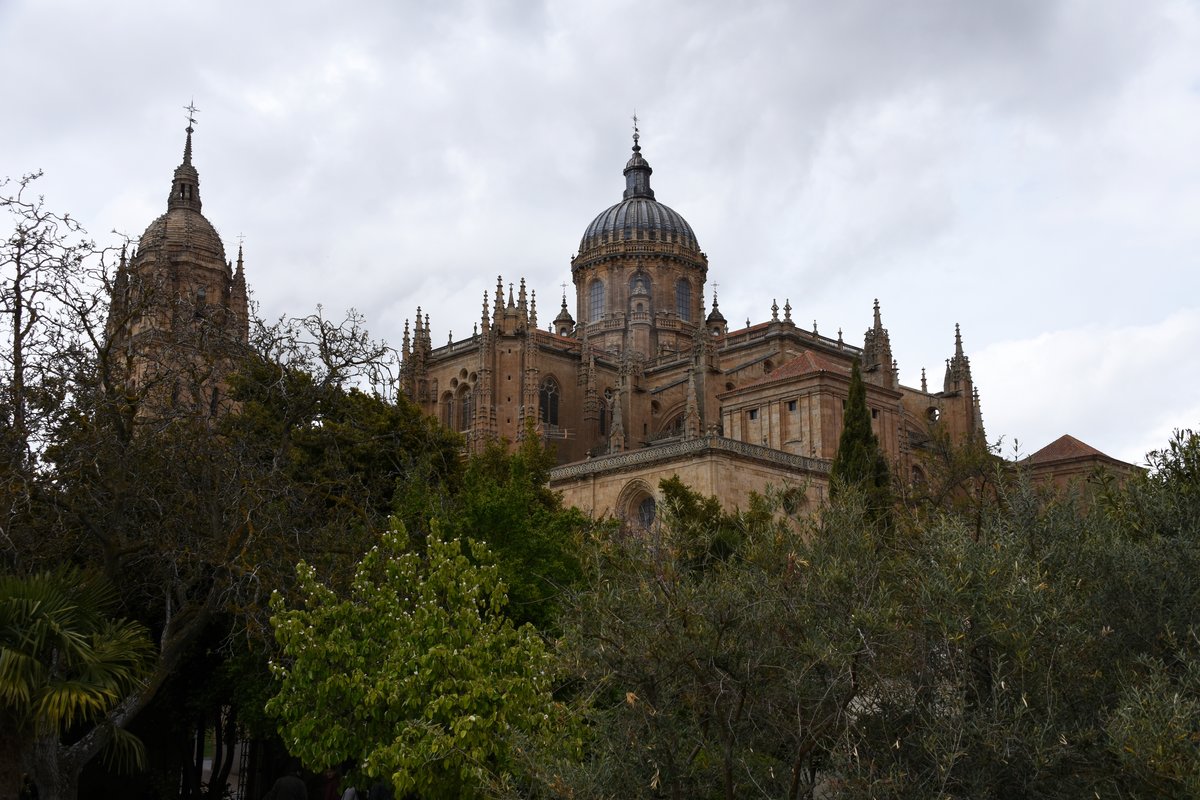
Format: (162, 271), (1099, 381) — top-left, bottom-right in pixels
(748, 409), (758, 421)
(787, 400), (797, 412)
(871, 408), (879, 419)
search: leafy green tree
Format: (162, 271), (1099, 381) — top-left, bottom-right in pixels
(398, 422), (585, 631)
(829, 359), (892, 530)
(267, 520), (574, 798)
(0, 569), (154, 800)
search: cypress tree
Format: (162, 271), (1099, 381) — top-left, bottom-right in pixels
(830, 358), (893, 525)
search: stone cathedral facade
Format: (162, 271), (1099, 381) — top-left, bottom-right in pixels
(399, 130), (986, 522)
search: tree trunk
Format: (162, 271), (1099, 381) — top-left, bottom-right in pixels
(30, 735), (81, 800)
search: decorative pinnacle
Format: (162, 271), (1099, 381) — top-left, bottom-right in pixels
(783, 299), (792, 322)
(632, 110), (640, 152)
(873, 298), (882, 329)
(771, 299), (779, 322)
(954, 323), (964, 356)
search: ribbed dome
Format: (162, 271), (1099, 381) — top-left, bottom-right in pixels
(579, 197), (698, 253)
(578, 129), (700, 255)
(137, 207), (227, 265)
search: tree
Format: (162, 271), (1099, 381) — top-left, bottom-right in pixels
(429, 426), (585, 631)
(0, 569), (154, 800)
(0, 172), (98, 464)
(6, 269), (459, 797)
(267, 520), (573, 798)
(829, 359), (892, 530)
(551, 480), (905, 800)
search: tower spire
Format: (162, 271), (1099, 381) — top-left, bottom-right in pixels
(168, 102), (203, 213)
(183, 100), (199, 166)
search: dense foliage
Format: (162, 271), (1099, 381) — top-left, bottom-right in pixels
(267, 522), (575, 798)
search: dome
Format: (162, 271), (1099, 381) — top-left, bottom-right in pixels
(577, 129), (700, 255)
(133, 124), (227, 267)
(579, 197), (698, 253)
(137, 208), (227, 265)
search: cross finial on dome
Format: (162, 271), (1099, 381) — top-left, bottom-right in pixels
(632, 110), (640, 152)
(182, 100), (200, 166)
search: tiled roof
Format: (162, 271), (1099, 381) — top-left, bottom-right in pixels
(1025, 434), (1109, 464)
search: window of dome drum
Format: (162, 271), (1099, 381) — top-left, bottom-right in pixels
(675, 279), (691, 321)
(589, 281), (604, 321)
(539, 379), (559, 427)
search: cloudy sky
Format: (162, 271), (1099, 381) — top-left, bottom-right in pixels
(3, 0), (1197, 464)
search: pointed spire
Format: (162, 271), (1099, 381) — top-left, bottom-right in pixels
(530, 289), (538, 327)
(494, 276), (504, 317)
(784, 299), (792, 323)
(402, 319), (411, 356)
(771, 299), (779, 322)
(183, 124), (194, 167)
(169, 103), (203, 213)
(921, 367), (927, 393)
(507, 282), (515, 309)
(955, 323), (964, 358)
(873, 298), (882, 330)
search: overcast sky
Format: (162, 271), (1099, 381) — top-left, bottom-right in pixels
(2, 0), (1197, 465)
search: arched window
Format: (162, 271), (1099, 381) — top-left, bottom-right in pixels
(458, 389), (472, 432)
(539, 378), (560, 427)
(440, 392), (454, 428)
(675, 279), (691, 321)
(637, 496), (657, 528)
(589, 281), (604, 321)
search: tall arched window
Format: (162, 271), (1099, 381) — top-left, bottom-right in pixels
(539, 378), (560, 427)
(589, 281), (604, 321)
(458, 389), (472, 432)
(675, 279), (691, 321)
(440, 392), (454, 428)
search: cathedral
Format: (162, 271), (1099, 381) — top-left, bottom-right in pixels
(113, 120), (1133, 526)
(398, 127), (985, 522)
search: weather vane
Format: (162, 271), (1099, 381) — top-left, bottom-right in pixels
(184, 99), (200, 129)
